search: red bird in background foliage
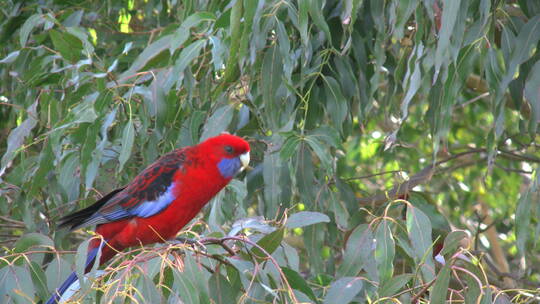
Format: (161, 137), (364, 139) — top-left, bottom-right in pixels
(46, 134), (250, 304)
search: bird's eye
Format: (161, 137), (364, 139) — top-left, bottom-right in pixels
(224, 146), (234, 154)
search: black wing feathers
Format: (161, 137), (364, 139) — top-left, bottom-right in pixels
(58, 187), (125, 230)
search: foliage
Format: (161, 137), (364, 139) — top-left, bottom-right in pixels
(1, 0), (540, 303)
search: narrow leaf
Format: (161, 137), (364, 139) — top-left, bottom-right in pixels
(285, 211), (330, 229)
(118, 120), (135, 172)
(429, 264), (451, 304)
(201, 105), (234, 140)
(0, 101), (38, 176)
(323, 277), (363, 304)
(374, 220), (395, 284)
(406, 205), (435, 281)
(251, 228), (285, 260)
(281, 267), (317, 302)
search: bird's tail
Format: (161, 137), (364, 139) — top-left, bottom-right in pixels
(46, 239), (105, 304)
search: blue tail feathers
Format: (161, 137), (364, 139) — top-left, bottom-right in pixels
(45, 241), (103, 304)
(45, 271), (78, 304)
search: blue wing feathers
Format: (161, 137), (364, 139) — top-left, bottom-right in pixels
(129, 183), (176, 218)
(94, 182), (177, 220)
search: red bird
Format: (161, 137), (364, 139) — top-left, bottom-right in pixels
(47, 134), (250, 303)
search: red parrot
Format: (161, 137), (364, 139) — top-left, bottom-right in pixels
(46, 134), (250, 304)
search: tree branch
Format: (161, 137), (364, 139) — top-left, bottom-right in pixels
(358, 149), (486, 206)
(358, 164), (436, 206)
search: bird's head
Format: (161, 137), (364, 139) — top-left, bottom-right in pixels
(198, 133), (250, 179)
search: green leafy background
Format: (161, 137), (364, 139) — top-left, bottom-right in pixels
(1, 0), (539, 303)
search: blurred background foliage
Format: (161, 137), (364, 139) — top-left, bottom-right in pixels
(1, 0), (540, 303)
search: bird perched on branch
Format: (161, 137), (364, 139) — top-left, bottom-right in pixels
(46, 133), (250, 304)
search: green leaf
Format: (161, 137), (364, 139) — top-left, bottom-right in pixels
(401, 43), (424, 120)
(138, 273), (162, 303)
(263, 151), (282, 218)
(238, 0), (257, 65)
(379, 273), (413, 297)
(58, 152), (80, 202)
(429, 263), (451, 304)
(118, 35), (173, 81)
(323, 76), (347, 133)
(323, 277), (363, 304)
(280, 134), (301, 160)
(28, 260), (49, 300)
(70, 98), (98, 124)
(20, 14), (45, 46)
(178, 110), (205, 146)
(281, 267), (317, 302)
(14, 233), (54, 253)
(298, 0), (309, 46)
(337, 224), (373, 277)
(308, 126), (341, 149)
(261, 45), (283, 106)
(308, 0), (332, 44)
(524, 61), (540, 134)
(0, 51), (20, 64)
(504, 16), (540, 85)
(305, 135), (332, 169)
(406, 205), (435, 281)
(374, 220), (395, 284)
(200, 105), (234, 141)
(327, 187), (349, 229)
(74, 239), (97, 294)
(173, 254), (210, 303)
(118, 120), (135, 172)
(251, 228), (285, 260)
(208, 272), (237, 304)
(516, 170), (539, 258)
(30, 139), (54, 195)
(285, 211), (330, 228)
(49, 29), (83, 62)
(493, 16), (540, 138)
(295, 143), (315, 206)
(220, 0), (242, 85)
(0, 101), (38, 175)
(174, 39), (207, 74)
(173, 266), (200, 304)
(1, 266), (35, 302)
(440, 230), (469, 256)
(66, 26), (94, 57)
(169, 12), (215, 54)
(434, 0), (462, 78)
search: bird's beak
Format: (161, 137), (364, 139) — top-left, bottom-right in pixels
(239, 152), (250, 171)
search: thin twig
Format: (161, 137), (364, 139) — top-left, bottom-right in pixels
(411, 277), (437, 303)
(459, 92), (490, 108)
(494, 163), (533, 174)
(499, 149), (540, 163)
(0, 215), (24, 226)
(339, 170), (404, 182)
(358, 148), (487, 206)
(223, 236), (299, 303)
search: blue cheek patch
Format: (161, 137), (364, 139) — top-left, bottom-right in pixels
(218, 157), (241, 179)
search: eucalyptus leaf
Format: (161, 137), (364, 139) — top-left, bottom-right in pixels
(285, 211), (330, 228)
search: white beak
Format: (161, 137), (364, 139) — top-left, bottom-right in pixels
(239, 152), (250, 171)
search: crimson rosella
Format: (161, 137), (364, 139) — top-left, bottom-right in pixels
(46, 133), (250, 304)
